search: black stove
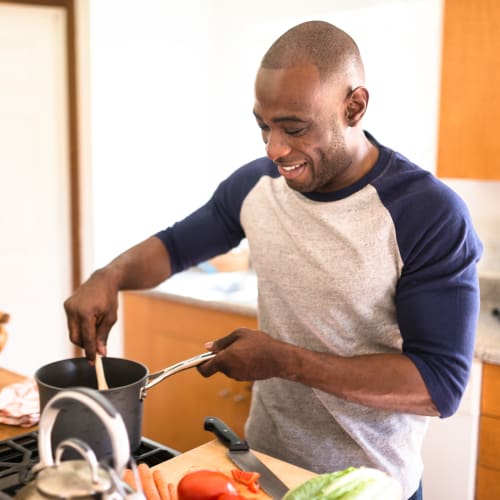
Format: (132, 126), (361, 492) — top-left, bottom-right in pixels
(0, 431), (179, 497)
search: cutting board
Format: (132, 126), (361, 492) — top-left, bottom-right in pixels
(153, 439), (316, 499)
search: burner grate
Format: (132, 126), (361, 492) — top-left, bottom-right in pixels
(0, 431), (179, 497)
(133, 436), (180, 467)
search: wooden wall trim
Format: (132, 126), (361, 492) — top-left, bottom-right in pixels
(65, 0), (82, 293)
(0, 0), (67, 6)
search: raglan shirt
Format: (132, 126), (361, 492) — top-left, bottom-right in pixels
(155, 133), (482, 498)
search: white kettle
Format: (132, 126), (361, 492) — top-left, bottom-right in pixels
(16, 387), (145, 500)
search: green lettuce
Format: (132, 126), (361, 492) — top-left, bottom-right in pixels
(283, 466), (402, 500)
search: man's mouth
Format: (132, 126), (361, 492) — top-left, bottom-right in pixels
(277, 161), (307, 179)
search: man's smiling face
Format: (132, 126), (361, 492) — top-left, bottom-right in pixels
(253, 62), (355, 193)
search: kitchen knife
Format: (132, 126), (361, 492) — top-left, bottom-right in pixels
(204, 416), (289, 499)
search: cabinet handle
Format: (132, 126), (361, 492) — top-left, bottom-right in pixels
(218, 388), (231, 398)
(233, 393), (247, 403)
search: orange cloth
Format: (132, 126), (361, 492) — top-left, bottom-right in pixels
(0, 379), (39, 427)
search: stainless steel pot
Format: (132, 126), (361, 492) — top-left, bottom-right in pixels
(16, 387), (141, 499)
(34, 353), (215, 461)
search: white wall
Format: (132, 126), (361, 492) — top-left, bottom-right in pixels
(0, 4), (73, 377)
(443, 179), (500, 276)
(87, 0), (444, 270)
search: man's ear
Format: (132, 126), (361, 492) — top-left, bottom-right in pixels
(344, 86), (369, 126)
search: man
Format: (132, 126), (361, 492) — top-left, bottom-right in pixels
(65, 21), (482, 500)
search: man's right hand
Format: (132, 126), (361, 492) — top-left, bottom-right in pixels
(64, 268), (119, 362)
(64, 236), (174, 362)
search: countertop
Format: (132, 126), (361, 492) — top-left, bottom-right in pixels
(151, 268), (258, 317)
(147, 269), (500, 365)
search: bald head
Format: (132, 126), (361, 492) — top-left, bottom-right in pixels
(261, 21), (365, 88)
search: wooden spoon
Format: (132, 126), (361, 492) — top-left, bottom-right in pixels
(95, 354), (109, 390)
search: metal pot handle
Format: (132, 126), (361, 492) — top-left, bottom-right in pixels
(37, 387), (130, 475)
(141, 351), (216, 399)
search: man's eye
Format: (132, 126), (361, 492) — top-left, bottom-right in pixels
(285, 128), (305, 136)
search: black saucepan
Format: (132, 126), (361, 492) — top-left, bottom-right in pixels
(35, 353), (214, 461)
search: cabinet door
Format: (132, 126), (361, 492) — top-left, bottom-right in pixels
(436, 0), (500, 179)
(481, 363), (500, 417)
(123, 292), (256, 452)
(476, 363), (500, 499)
(478, 415), (500, 469)
(476, 465), (500, 500)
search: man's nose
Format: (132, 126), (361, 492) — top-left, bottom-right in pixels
(265, 131), (292, 161)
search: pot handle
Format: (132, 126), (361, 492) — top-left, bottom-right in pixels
(37, 387), (130, 475)
(141, 351), (216, 399)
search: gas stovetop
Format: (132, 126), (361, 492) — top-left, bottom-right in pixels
(0, 431), (179, 497)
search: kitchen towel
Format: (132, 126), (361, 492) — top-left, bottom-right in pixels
(0, 378), (39, 427)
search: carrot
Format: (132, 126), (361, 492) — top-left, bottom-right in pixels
(168, 482), (177, 500)
(138, 463), (161, 500)
(122, 468), (137, 490)
(153, 468), (175, 500)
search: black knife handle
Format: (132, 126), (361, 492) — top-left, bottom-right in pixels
(204, 416), (250, 452)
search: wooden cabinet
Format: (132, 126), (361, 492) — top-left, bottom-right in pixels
(476, 363), (500, 499)
(437, 0), (500, 179)
(122, 291), (257, 452)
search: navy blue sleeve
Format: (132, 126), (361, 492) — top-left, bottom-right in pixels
(155, 158), (273, 274)
(374, 152), (482, 417)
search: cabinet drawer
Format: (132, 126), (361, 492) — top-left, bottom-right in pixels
(476, 465), (500, 500)
(148, 294), (257, 342)
(481, 363), (500, 417)
(478, 415), (500, 469)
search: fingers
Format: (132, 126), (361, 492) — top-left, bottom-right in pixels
(95, 318), (113, 357)
(65, 299), (115, 362)
(197, 359), (218, 377)
(197, 330), (249, 378)
(66, 311), (83, 349)
(210, 330), (241, 351)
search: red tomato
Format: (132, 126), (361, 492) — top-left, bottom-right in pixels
(177, 469), (239, 500)
(218, 495), (248, 500)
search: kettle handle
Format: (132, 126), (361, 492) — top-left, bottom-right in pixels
(37, 387), (130, 475)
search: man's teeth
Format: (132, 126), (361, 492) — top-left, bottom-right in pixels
(281, 163), (303, 171)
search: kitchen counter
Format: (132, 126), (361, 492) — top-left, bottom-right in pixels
(153, 439), (316, 498)
(151, 268), (258, 317)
